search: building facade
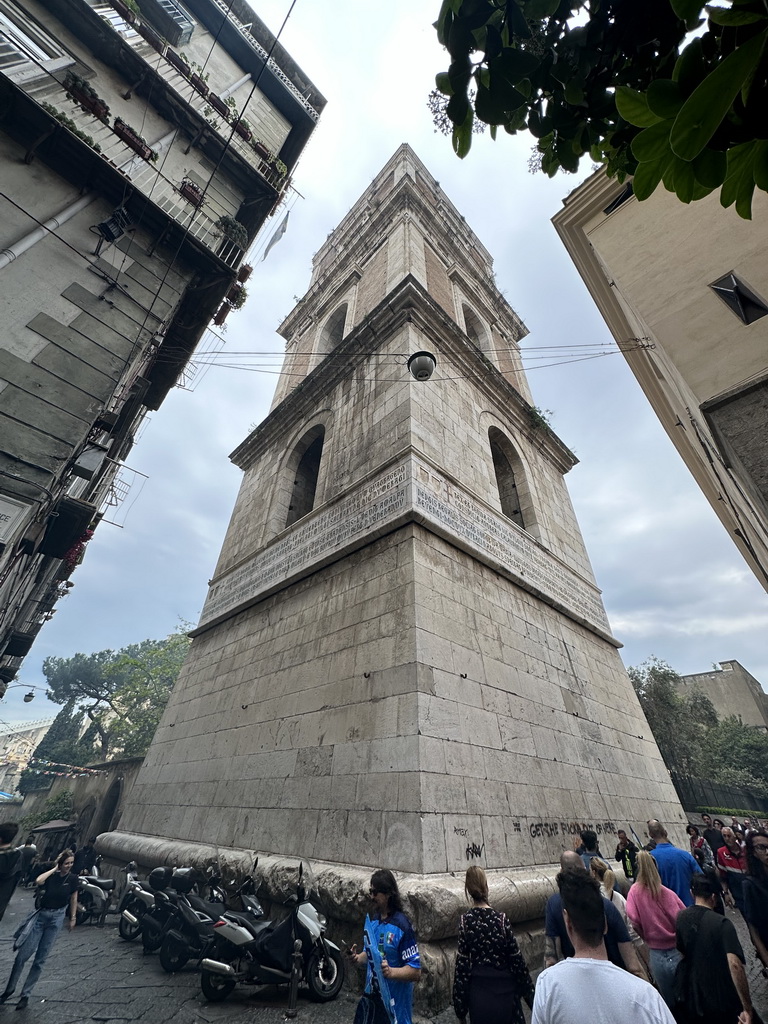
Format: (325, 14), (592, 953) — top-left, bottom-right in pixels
(0, 0), (324, 692)
(0, 717), (55, 795)
(104, 148), (684, 1006)
(677, 660), (768, 731)
(552, 174), (768, 592)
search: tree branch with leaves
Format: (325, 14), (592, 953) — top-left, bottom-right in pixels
(432, 0), (768, 217)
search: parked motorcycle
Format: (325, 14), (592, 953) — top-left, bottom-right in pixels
(159, 874), (262, 974)
(200, 863), (343, 1003)
(117, 862), (157, 942)
(76, 870), (116, 926)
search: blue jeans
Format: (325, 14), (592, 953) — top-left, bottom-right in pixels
(649, 946), (682, 1008)
(5, 908), (66, 998)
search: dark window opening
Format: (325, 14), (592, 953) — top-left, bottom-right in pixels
(318, 304), (347, 356)
(489, 429), (525, 529)
(710, 273), (768, 325)
(286, 430), (324, 526)
(603, 183), (634, 216)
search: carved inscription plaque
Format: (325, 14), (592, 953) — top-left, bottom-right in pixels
(198, 454), (610, 637)
(412, 466), (610, 634)
(199, 464), (409, 627)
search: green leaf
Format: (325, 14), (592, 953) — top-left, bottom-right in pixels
(631, 120), (673, 163)
(673, 38), (706, 94)
(506, 1), (532, 38)
(753, 140), (768, 191)
(705, 5), (767, 26)
(691, 147), (727, 188)
(632, 156), (671, 201)
(452, 105), (474, 158)
(564, 78), (585, 104)
(435, 71), (454, 97)
(646, 79), (684, 119)
(489, 57), (530, 109)
(671, 157), (697, 203)
(670, 0), (703, 20)
(615, 87), (664, 128)
(720, 142), (757, 217)
(504, 107), (528, 132)
(498, 46), (540, 83)
(485, 22), (503, 60)
(670, 32), (766, 161)
(523, 0), (561, 17)
(447, 90), (469, 126)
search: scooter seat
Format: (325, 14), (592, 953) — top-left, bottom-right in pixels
(223, 911), (273, 938)
(82, 876), (115, 892)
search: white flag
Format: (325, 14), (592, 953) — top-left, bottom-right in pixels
(262, 211), (289, 261)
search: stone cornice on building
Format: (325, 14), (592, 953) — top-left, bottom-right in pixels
(233, 275), (575, 474)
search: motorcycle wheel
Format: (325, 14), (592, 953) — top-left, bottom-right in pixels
(141, 917), (164, 952)
(76, 893), (92, 928)
(159, 936), (189, 974)
(200, 969), (236, 1002)
(118, 904), (143, 942)
(306, 946), (344, 1002)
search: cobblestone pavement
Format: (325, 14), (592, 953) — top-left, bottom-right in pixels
(0, 889), (766, 1023)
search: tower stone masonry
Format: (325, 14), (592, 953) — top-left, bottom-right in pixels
(107, 145), (685, 1008)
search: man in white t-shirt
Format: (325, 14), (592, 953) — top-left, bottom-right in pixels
(532, 870), (675, 1024)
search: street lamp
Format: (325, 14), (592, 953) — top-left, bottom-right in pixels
(1, 684), (47, 703)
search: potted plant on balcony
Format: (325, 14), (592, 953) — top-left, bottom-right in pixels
(179, 177), (204, 207)
(233, 117), (252, 142)
(137, 21), (165, 53)
(64, 72), (110, 122)
(212, 303), (230, 326)
(208, 92), (230, 119)
(166, 48), (190, 78)
(252, 139), (271, 161)
(226, 282), (247, 308)
(237, 263), (253, 283)
(112, 0), (138, 23)
(113, 118), (157, 161)
(215, 215), (248, 250)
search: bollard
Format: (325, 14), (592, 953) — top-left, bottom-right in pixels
(284, 938), (303, 1019)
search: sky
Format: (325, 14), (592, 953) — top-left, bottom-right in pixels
(3, 0), (767, 724)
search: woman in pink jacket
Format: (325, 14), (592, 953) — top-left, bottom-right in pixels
(626, 851), (685, 1008)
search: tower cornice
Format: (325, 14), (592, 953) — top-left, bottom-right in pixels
(233, 275), (575, 474)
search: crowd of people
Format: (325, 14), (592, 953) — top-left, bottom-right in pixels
(348, 816), (767, 1024)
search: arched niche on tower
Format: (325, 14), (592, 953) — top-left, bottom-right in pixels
(285, 425), (326, 527)
(462, 303), (495, 365)
(487, 426), (536, 533)
(314, 303), (348, 363)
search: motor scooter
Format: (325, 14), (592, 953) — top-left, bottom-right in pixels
(158, 874), (262, 973)
(76, 871), (116, 926)
(200, 863), (343, 1003)
(117, 862), (157, 941)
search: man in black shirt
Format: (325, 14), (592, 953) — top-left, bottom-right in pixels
(701, 814), (726, 859)
(675, 874), (754, 1024)
(1, 850), (78, 1010)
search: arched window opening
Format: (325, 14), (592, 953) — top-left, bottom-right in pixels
(317, 304), (348, 357)
(286, 427), (325, 526)
(462, 304), (491, 357)
(489, 428), (525, 529)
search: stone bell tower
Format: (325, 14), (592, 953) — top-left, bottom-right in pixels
(113, 145), (684, 881)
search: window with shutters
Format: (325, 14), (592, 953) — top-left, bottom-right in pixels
(0, 2), (72, 82)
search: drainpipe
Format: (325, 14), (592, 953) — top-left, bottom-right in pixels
(220, 73), (251, 99)
(0, 193), (98, 272)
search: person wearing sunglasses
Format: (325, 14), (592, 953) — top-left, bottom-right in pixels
(347, 869), (420, 1024)
(743, 829), (768, 977)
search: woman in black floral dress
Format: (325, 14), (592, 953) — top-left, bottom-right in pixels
(452, 866), (535, 1024)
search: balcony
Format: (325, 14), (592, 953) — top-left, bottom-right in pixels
(84, 0), (290, 190)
